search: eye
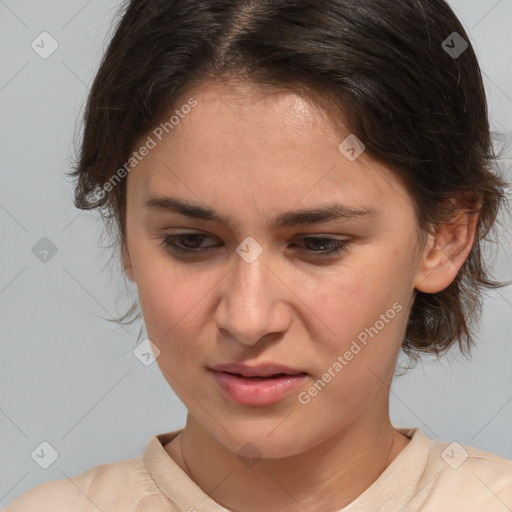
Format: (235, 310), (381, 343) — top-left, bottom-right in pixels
(291, 236), (350, 258)
(158, 233), (216, 254)
(157, 233), (350, 259)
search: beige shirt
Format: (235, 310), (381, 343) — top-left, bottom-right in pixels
(4, 427), (512, 511)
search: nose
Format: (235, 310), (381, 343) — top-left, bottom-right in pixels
(214, 248), (292, 346)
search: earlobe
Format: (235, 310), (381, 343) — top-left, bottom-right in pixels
(122, 242), (136, 282)
(414, 195), (480, 294)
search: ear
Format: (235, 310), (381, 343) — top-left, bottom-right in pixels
(122, 241), (136, 282)
(414, 192), (481, 294)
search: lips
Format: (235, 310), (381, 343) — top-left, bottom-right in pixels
(211, 370), (307, 406)
(211, 362), (306, 378)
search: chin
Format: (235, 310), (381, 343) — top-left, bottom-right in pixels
(208, 422), (314, 461)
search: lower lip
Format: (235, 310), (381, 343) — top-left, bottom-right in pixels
(211, 371), (307, 406)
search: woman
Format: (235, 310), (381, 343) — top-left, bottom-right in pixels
(6, 0), (512, 510)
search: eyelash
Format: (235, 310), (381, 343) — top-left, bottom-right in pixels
(157, 233), (350, 259)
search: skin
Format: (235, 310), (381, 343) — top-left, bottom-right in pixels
(122, 80), (478, 512)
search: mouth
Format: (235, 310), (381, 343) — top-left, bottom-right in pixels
(210, 362), (307, 378)
(219, 371), (307, 380)
(210, 370), (308, 406)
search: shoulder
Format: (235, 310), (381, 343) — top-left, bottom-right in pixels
(3, 455), (169, 512)
(419, 434), (512, 510)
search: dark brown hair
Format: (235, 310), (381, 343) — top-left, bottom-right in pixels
(69, 0), (511, 362)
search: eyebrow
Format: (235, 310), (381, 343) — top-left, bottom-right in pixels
(143, 196), (379, 229)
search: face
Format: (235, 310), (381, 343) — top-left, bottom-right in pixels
(122, 81), (429, 458)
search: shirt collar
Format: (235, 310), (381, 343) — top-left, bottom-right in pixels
(143, 426), (431, 512)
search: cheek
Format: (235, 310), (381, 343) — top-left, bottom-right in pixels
(138, 269), (198, 337)
(298, 275), (406, 422)
(299, 252), (408, 339)
(295, 249), (410, 383)
(133, 251), (219, 363)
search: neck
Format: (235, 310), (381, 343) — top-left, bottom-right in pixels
(166, 408), (410, 512)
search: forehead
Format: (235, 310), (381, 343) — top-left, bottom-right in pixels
(169, 81), (344, 153)
(128, 81), (416, 223)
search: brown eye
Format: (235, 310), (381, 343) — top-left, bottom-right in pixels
(159, 233), (217, 254)
(292, 237), (350, 258)
(157, 233), (350, 260)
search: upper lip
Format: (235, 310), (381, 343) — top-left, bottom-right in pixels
(211, 362), (306, 378)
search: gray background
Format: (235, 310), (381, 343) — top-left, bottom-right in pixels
(1, 0), (511, 507)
